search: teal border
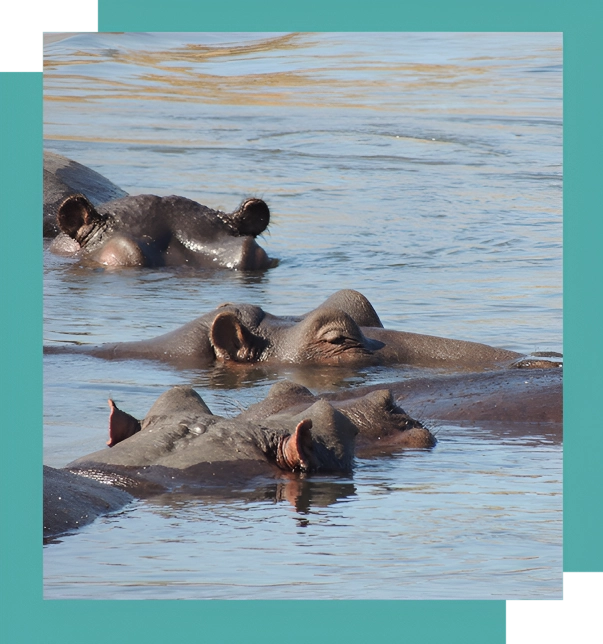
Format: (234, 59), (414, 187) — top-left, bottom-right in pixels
(2, 0), (602, 641)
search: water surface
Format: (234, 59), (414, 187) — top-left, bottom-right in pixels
(43, 32), (562, 599)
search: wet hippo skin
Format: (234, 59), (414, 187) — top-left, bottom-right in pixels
(43, 465), (133, 541)
(325, 368), (562, 425)
(44, 151), (275, 270)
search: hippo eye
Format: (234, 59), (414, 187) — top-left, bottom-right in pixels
(320, 329), (364, 349)
(321, 330), (348, 344)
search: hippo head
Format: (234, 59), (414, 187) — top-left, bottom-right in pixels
(208, 306), (378, 366)
(333, 388), (436, 454)
(243, 380), (436, 456)
(71, 386), (357, 483)
(52, 193), (275, 270)
(54, 194), (147, 266)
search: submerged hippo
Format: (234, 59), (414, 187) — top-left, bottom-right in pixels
(44, 381), (433, 539)
(70, 380), (433, 480)
(46, 289), (561, 372)
(43, 466), (133, 541)
(44, 151), (275, 270)
(44, 366), (562, 541)
(324, 368), (563, 430)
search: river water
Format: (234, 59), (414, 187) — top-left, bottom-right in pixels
(43, 32), (562, 599)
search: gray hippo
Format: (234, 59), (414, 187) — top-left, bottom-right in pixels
(44, 151), (274, 270)
(43, 381), (433, 538)
(45, 289), (561, 372)
(71, 380), (434, 479)
(324, 368), (563, 431)
(101, 380), (433, 456)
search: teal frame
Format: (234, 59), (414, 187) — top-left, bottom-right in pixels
(2, 1), (601, 641)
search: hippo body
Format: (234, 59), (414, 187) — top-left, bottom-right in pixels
(43, 389), (347, 538)
(47, 289), (557, 372)
(44, 381), (432, 538)
(44, 152), (274, 270)
(325, 368), (563, 430)
(43, 465), (133, 541)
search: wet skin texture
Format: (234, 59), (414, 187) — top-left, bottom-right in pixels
(46, 289), (560, 372)
(44, 152), (274, 270)
(43, 466), (133, 541)
(325, 368), (563, 432)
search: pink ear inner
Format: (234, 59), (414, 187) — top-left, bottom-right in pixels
(107, 399), (141, 447)
(277, 418), (313, 471)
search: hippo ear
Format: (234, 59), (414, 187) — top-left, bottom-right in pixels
(237, 198), (270, 237)
(107, 399), (141, 447)
(57, 194), (102, 238)
(209, 311), (263, 362)
(276, 419), (314, 472)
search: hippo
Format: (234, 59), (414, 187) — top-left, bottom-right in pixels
(324, 368), (563, 431)
(45, 381), (432, 539)
(45, 289), (562, 372)
(68, 380), (434, 481)
(44, 151), (275, 270)
(43, 366), (563, 541)
(236, 380), (434, 456)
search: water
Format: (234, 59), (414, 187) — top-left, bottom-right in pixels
(43, 32), (562, 599)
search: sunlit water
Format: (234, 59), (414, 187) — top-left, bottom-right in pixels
(43, 32), (562, 599)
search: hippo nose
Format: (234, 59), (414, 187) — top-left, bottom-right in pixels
(239, 237), (274, 271)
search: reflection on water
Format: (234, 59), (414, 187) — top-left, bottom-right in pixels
(43, 32), (562, 599)
(141, 477), (358, 514)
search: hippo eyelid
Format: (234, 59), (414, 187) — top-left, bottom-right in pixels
(320, 330), (363, 347)
(319, 328), (350, 343)
(328, 335), (348, 345)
